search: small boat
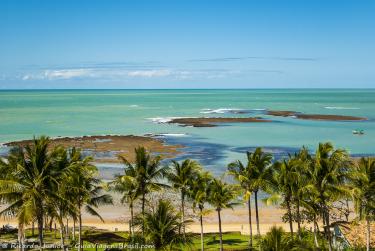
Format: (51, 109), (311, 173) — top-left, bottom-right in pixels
(352, 129), (364, 135)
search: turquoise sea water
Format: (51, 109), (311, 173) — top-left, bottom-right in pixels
(1, 89), (374, 173)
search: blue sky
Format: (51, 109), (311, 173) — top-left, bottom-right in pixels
(0, 0), (374, 89)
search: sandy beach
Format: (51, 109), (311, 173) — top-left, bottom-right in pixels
(0, 202), (298, 235)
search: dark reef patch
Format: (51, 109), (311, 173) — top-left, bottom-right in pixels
(230, 146), (301, 160)
(155, 134), (230, 168)
(267, 110), (367, 121)
(168, 117), (272, 127)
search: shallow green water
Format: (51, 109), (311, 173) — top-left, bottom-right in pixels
(0, 89), (374, 171)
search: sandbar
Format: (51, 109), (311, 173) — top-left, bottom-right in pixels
(168, 117), (272, 127)
(5, 135), (182, 163)
(267, 110), (367, 121)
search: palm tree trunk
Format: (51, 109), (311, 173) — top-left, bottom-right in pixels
(286, 199), (294, 237)
(130, 203), (134, 240)
(49, 217), (53, 231)
(73, 219), (76, 241)
(78, 207), (82, 251)
(254, 190), (260, 236)
(58, 218), (65, 251)
(181, 191), (186, 242)
(366, 217), (371, 251)
(325, 207), (333, 251)
(44, 216), (48, 236)
(296, 199), (301, 239)
(18, 222), (24, 251)
(313, 215), (320, 248)
(36, 208), (44, 250)
(66, 218), (69, 238)
(217, 209), (223, 251)
(247, 197), (253, 248)
(32, 221), (35, 236)
(199, 206), (204, 251)
(128, 212), (131, 236)
(141, 191), (145, 238)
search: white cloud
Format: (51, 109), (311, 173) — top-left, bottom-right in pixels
(22, 68), (175, 80)
(127, 69), (171, 77)
(22, 75), (31, 80)
(20, 67), (249, 81)
(22, 69), (94, 80)
(43, 69), (92, 80)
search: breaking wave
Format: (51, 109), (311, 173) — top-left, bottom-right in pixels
(324, 106), (360, 110)
(147, 117), (189, 124)
(153, 133), (188, 137)
(200, 108), (265, 114)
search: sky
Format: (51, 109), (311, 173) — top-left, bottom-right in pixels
(0, 0), (374, 89)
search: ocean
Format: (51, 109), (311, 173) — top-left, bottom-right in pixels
(1, 89), (374, 174)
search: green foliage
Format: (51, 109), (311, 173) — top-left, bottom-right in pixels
(134, 199), (191, 250)
(208, 178), (238, 211)
(167, 159), (202, 238)
(349, 157), (375, 219)
(1, 138), (374, 251)
(0, 136), (113, 249)
(0, 136), (73, 246)
(260, 226), (315, 251)
(120, 147), (169, 204)
(167, 159), (202, 194)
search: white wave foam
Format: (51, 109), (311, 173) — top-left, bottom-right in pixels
(129, 104), (139, 108)
(200, 108), (243, 114)
(200, 108), (267, 114)
(148, 117), (188, 124)
(154, 133), (188, 137)
(324, 106), (360, 110)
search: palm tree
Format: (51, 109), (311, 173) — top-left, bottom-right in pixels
(266, 148), (311, 239)
(46, 146), (77, 250)
(120, 147), (169, 236)
(273, 147), (322, 247)
(0, 147), (28, 250)
(267, 158), (299, 237)
(167, 159), (201, 240)
(260, 226), (289, 251)
(208, 178), (238, 251)
(110, 169), (140, 239)
(50, 190), (71, 250)
(291, 147), (312, 238)
(228, 157), (256, 247)
(302, 192), (322, 249)
(305, 142), (351, 251)
(0, 136), (69, 250)
(247, 147), (273, 236)
(349, 157), (375, 251)
(134, 199), (190, 250)
(260, 226), (314, 251)
(189, 171), (213, 251)
(68, 151), (113, 251)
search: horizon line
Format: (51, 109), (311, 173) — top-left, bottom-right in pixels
(1, 87), (375, 91)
